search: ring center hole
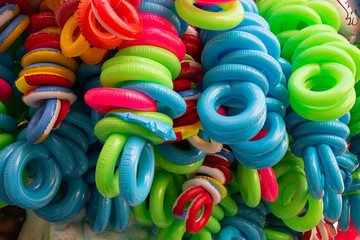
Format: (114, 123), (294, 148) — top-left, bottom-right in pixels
(51, 181), (68, 204)
(221, 97), (247, 117)
(304, 74), (337, 92)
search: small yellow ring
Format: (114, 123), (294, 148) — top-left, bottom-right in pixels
(60, 12), (90, 57)
(21, 48), (78, 72)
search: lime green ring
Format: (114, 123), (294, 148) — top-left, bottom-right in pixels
(132, 201), (153, 225)
(273, 160), (305, 179)
(256, 0), (278, 16)
(325, 41), (360, 83)
(343, 191), (360, 196)
(282, 24), (336, 62)
(162, 220), (212, 240)
(0, 201), (7, 208)
(115, 45), (181, 79)
(150, 172), (178, 228)
(154, 146), (204, 174)
(205, 215), (221, 234)
(349, 98), (360, 136)
(270, 172), (308, 219)
(219, 195), (238, 217)
(283, 150), (305, 163)
(227, 170), (240, 195)
(0, 133), (15, 151)
(303, 0), (341, 30)
(264, 0), (309, 21)
(155, 160), (164, 172)
(157, 223), (170, 239)
(190, 228), (212, 240)
(102, 55), (172, 79)
(292, 45), (356, 75)
(355, 83), (360, 95)
(237, 163), (261, 208)
(160, 220), (186, 239)
(210, 205), (224, 221)
(273, 151), (305, 175)
(100, 61), (173, 89)
(172, 174), (187, 190)
(175, 0), (244, 30)
(276, 30), (299, 47)
(183, 54), (195, 61)
(267, 5), (322, 35)
(289, 89), (355, 121)
(349, 109), (360, 126)
(288, 63), (355, 121)
(109, 109), (174, 126)
(264, 226), (292, 240)
(352, 171), (360, 181)
(289, 63), (354, 106)
(94, 116), (164, 145)
(0, 102), (6, 114)
(349, 121), (360, 137)
(95, 133), (127, 198)
(283, 196), (323, 232)
(351, 97), (360, 112)
(292, 32), (348, 62)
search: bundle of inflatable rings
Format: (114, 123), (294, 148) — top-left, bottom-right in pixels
(0, 0), (359, 239)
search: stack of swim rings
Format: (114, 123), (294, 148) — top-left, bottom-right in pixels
(0, 104), (96, 222)
(0, 99), (97, 222)
(85, 0), (187, 210)
(257, 0), (360, 121)
(157, 25), (225, 169)
(285, 111), (357, 222)
(15, 11), (79, 144)
(172, 150), (233, 233)
(198, 0), (289, 171)
(156, 24), (230, 232)
(174, 26), (226, 155)
(156, 25), (208, 164)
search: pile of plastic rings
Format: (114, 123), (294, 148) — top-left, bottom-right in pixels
(0, 0), (360, 239)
